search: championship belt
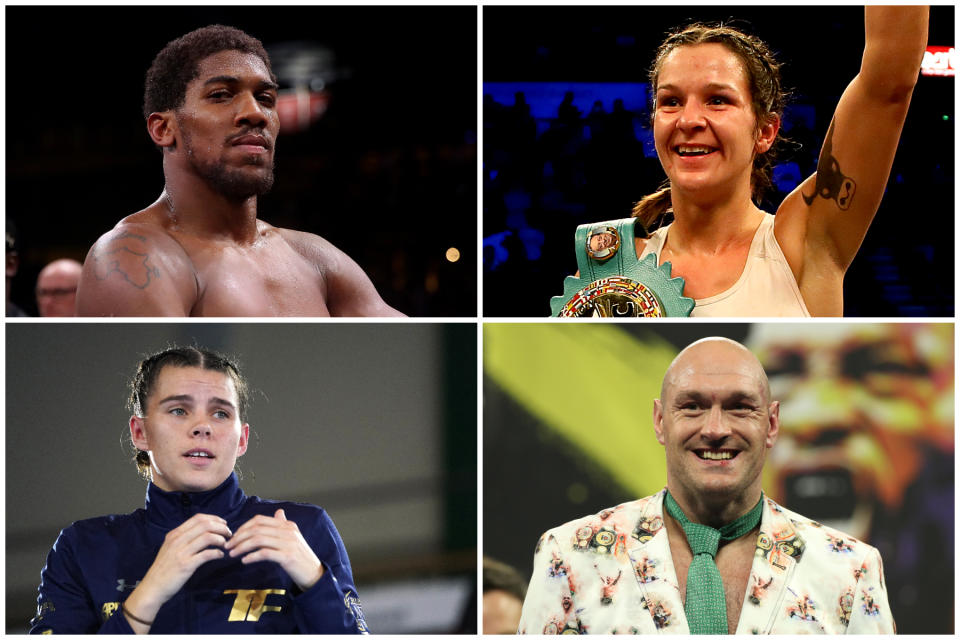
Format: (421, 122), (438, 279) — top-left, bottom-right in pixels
(549, 218), (694, 317)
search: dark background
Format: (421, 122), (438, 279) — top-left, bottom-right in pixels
(483, 5), (954, 317)
(6, 6), (477, 317)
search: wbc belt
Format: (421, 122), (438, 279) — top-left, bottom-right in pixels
(549, 218), (694, 317)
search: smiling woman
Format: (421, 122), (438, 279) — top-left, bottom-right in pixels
(546, 7), (930, 317)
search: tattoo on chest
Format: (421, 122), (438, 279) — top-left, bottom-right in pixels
(93, 232), (160, 289)
(802, 119), (857, 210)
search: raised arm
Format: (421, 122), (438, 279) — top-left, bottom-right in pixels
(279, 228), (405, 317)
(75, 224), (197, 316)
(777, 7), (928, 277)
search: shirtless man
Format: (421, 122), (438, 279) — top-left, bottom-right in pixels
(75, 25), (403, 317)
(519, 338), (894, 634)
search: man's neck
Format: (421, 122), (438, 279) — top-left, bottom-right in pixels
(159, 173), (260, 244)
(666, 484), (763, 529)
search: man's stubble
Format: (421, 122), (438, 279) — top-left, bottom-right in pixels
(180, 126), (276, 201)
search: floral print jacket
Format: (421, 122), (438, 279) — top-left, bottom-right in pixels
(518, 490), (893, 634)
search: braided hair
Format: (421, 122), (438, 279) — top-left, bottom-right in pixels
(128, 346), (249, 479)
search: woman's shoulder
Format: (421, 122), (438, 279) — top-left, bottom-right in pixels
(633, 235), (650, 256)
(53, 510), (145, 551)
(635, 220), (671, 256)
(245, 496), (333, 525)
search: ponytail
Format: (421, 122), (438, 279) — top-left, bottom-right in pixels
(631, 182), (673, 236)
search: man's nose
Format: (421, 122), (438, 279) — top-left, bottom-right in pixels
(234, 92), (269, 128)
(700, 405), (732, 441)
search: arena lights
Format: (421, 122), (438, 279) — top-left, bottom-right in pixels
(276, 89), (330, 134)
(920, 46), (955, 77)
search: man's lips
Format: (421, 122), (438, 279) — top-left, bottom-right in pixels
(230, 133), (271, 152)
(692, 448), (740, 461)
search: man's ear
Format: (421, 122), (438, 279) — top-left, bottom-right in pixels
(130, 415), (149, 451)
(766, 401), (780, 448)
(653, 399), (667, 446)
(146, 111), (177, 149)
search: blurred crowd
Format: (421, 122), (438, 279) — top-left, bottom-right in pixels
(483, 89), (952, 317)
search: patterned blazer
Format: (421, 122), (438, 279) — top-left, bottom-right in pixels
(518, 490), (894, 634)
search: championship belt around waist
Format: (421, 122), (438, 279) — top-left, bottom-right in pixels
(549, 218), (694, 317)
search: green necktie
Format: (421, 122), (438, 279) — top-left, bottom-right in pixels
(663, 491), (764, 634)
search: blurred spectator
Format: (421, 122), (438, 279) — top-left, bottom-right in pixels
(36, 258), (82, 317)
(483, 556), (527, 634)
(6, 218), (29, 317)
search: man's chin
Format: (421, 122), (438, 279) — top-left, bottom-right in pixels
(214, 173), (274, 200)
(195, 160), (275, 200)
(684, 476), (751, 503)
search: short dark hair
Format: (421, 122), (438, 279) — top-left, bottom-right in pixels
(143, 24), (276, 119)
(483, 556), (527, 601)
(128, 346), (250, 478)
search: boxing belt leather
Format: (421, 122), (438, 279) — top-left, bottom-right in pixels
(549, 218), (694, 317)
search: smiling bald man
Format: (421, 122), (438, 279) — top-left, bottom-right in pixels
(518, 337), (894, 635)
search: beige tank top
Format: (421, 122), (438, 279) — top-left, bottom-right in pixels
(639, 213), (810, 317)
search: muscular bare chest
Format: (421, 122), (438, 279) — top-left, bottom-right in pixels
(669, 531), (756, 634)
(179, 234), (331, 317)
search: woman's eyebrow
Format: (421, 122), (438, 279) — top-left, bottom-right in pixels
(657, 82), (738, 93)
(208, 397), (237, 410)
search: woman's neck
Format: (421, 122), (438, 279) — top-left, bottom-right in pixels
(666, 182), (764, 254)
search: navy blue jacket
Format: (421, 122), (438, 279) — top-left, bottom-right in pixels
(30, 474), (368, 633)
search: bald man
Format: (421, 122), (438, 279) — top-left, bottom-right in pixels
(518, 338), (895, 635)
(483, 556), (526, 634)
(36, 258), (82, 317)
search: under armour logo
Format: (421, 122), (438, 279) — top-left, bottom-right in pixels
(116, 578), (141, 592)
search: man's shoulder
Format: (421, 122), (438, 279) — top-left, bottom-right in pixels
(77, 214), (198, 316)
(763, 497), (880, 559)
(271, 225), (343, 268)
(539, 491), (665, 543)
(271, 224), (403, 317)
(95, 213), (189, 256)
